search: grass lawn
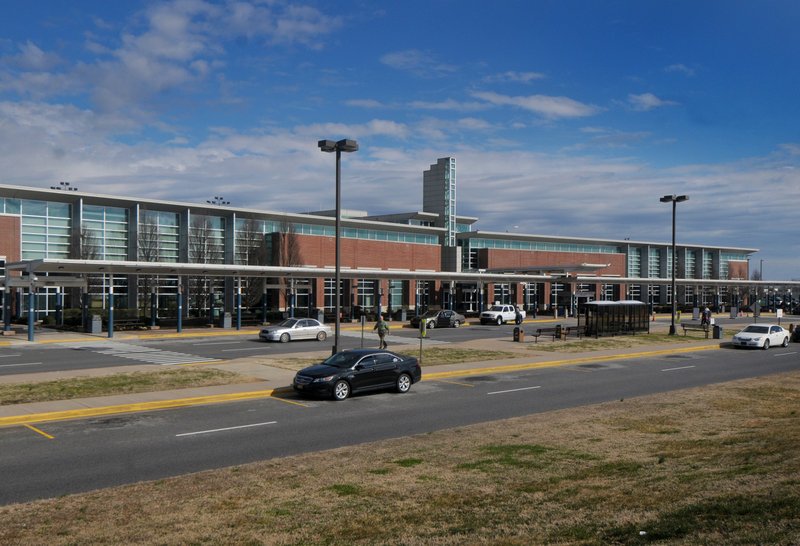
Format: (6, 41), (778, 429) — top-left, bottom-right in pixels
(1, 371), (798, 544)
(0, 368), (247, 406)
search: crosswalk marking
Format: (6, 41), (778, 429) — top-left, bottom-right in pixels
(68, 341), (220, 366)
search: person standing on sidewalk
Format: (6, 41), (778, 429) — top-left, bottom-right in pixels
(374, 317), (390, 349)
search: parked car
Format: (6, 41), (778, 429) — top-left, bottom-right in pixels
(409, 309), (466, 329)
(292, 348), (422, 401)
(731, 323), (790, 350)
(259, 318), (331, 343)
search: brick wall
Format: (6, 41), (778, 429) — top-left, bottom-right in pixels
(293, 234), (441, 271)
(0, 215), (21, 263)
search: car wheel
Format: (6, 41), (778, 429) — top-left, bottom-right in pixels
(316, 331), (327, 341)
(332, 380), (350, 401)
(496, 316), (503, 325)
(762, 339), (770, 350)
(396, 373), (412, 393)
(427, 320), (436, 329)
(279, 333), (290, 343)
(782, 337), (789, 347)
(453, 320), (461, 328)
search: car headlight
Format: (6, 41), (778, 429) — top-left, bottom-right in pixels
(314, 375), (336, 383)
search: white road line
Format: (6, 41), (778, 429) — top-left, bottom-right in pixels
(487, 385), (541, 396)
(661, 365), (696, 372)
(176, 421), (277, 437)
(221, 347), (265, 352)
(775, 352), (798, 357)
(194, 341), (242, 346)
(0, 362), (43, 368)
(0, 354), (22, 358)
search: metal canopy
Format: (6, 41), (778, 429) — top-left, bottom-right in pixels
(4, 276), (87, 289)
(5, 258), (800, 288)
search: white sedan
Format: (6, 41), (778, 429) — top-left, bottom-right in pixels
(731, 323), (790, 350)
(259, 318), (331, 343)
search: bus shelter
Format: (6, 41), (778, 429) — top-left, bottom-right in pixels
(581, 300), (650, 337)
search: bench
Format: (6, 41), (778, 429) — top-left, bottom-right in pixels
(680, 322), (709, 338)
(563, 325), (585, 340)
(531, 327), (561, 343)
(110, 317), (144, 331)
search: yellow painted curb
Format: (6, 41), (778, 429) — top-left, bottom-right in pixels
(0, 387), (292, 428)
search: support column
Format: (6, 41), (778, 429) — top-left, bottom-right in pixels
(107, 278), (114, 339)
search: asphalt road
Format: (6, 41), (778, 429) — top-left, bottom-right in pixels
(1, 342), (798, 505)
(0, 322), (543, 375)
(3, 314), (795, 376)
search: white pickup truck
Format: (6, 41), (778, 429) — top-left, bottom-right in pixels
(479, 304), (525, 325)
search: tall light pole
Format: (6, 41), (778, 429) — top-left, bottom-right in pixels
(660, 194), (689, 335)
(318, 138), (358, 355)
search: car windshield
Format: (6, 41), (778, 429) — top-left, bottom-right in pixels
(277, 319), (299, 328)
(421, 311), (439, 318)
(488, 306), (504, 311)
(321, 352), (364, 369)
(742, 325), (769, 334)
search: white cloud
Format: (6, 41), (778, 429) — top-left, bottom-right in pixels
(665, 63), (695, 76)
(380, 49), (457, 77)
(471, 91), (601, 119)
(346, 99), (385, 109)
(628, 93), (679, 111)
(408, 99), (487, 111)
(484, 71), (546, 83)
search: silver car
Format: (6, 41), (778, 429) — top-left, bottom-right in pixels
(259, 318), (331, 343)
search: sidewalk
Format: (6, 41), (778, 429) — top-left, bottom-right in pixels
(0, 321), (724, 428)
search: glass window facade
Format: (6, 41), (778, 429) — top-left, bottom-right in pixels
(20, 199), (72, 259)
(627, 247), (641, 277)
(702, 250), (714, 280)
(684, 250), (696, 278)
(189, 214), (225, 264)
(648, 248), (661, 278)
(83, 205), (129, 261)
(139, 210), (180, 262)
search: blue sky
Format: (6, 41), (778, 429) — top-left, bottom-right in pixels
(1, 1), (798, 279)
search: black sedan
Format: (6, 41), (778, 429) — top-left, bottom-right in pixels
(292, 349), (422, 401)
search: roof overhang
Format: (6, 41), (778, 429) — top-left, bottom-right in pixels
(5, 259), (800, 288)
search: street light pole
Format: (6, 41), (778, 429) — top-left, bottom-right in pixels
(318, 139), (358, 355)
(660, 194), (689, 335)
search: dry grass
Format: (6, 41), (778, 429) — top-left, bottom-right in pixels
(0, 368), (247, 406)
(527, 333), (699, 353)
(1, 371), (799, 545)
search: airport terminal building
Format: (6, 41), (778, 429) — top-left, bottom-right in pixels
(0, 157), (758, 324)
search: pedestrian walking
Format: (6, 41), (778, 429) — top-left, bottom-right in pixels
(374, 316), (390, 349)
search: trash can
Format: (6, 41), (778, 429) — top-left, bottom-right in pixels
(555, 324), (562, 339)
(713, 324), (723, 340)
(513, 327), (524, 342)
(87, 314), (102, 334)
(219, 312), (232, 329)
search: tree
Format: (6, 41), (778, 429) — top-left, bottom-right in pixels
(235, 219), (270, 309)
(69, 226), (101, 305)
(137, 210), (160, 317)
(189, 215), (224, 317)
(277, 219), (303, 312)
